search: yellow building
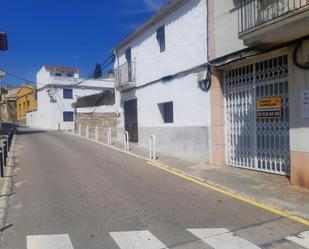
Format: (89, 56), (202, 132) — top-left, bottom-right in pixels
(16, 85), (37, 124)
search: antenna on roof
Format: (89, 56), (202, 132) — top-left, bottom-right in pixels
(73, 54), (80, 74)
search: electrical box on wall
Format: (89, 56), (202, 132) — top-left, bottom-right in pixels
(197, 70), (207, 83)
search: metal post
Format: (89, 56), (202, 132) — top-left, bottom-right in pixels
(123, 133), (126, 151)
(149, 135), (156, 160)
(6, 135), (9, 156)
(78, 124), (82, 136)
(2, 142), (5, 167)
(8, 129), (13, 149)
(95, 126), (99, 141)
(0, 148), (3, 177)
(86, 125), (89, 139)
(126, 131), (129, 152)
(153, 135), (156, 160)
(149, 138), (152, 160)
(123, 131), (129, 152)
(3, 138), (7, 166)
(107, 128), (112, 146)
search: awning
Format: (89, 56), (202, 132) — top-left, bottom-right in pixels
(72, 91), (115, 108)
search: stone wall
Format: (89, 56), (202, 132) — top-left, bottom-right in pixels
(75, 112), (117, 141)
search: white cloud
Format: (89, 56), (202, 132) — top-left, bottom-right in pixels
(143, 0), (168, 11)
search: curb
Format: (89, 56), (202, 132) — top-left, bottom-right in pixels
(0, 136), (16, 231)
(67, 132), (309, 226)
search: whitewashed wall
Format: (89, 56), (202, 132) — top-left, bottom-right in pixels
(36, 66), (80, 87)
(288, 43), (309, 153)
(115, 0), (207, 87)
(29, 69), (115, 131)
(211, 0), (246, 60)
(114, 0), (210, 162)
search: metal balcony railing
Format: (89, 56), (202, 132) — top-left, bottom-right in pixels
(115, 62), (136, 87)
(239, 0), (309, 33)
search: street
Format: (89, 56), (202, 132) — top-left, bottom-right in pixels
(0, 128), (308, 249)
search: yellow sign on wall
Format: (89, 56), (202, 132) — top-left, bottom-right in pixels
(256, 97), (282, 119)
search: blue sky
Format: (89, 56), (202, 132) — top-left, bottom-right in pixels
(0, 0), (168, 86)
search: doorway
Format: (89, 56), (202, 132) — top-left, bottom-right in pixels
(124, 99), (138, 142)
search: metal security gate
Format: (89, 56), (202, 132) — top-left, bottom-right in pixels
(224, 55), (290, 175)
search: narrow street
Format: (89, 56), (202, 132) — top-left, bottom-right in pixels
(1, 128), (308, 249)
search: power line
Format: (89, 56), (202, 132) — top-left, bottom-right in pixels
(72, 54), (114, 86)
(0, 70), (38, 85)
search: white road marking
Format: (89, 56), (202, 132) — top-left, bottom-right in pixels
(286, 231), (309, 248)
(187, 228), (261, 249)
(110, 230), (168, 249)
(27, 234), (74, 249)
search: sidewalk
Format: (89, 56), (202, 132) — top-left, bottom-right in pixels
(79, 131), (309, 221)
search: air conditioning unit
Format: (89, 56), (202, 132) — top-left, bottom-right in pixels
(197, 70), (208, 83)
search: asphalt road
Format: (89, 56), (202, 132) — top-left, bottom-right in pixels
(0, 128), (308, 249)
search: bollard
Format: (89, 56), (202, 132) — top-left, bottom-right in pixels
(123, 131), (129, 152)
(3, 138), (7, 166)
(86, 125), (89, 139)
(149, 135), (156, 160)
(0, 148), (3, 178)
(107, 128), (112, 146)
(95, 126), (99, 141)
(5, 135), (9, 156)
(8, 130), (12, 150)
(78, 124), (82, 136)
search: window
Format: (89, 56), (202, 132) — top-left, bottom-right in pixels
(63, 89), (73, 99)
(63, 111), (74, 122)
(55, 73), (62, 77)
(158, 101), (173, 123)
(156, 26), (165, 52)
(67, 73), (73, 77)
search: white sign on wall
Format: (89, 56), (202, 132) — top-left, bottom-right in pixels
(301, 89), (309, 119)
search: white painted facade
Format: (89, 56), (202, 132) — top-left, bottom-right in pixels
(114, 0), (210, 162)
(209, 0), (309, 187)
(27, 66), (114, 131)
(211, 0), (246, 59)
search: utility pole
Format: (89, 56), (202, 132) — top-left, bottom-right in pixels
(0, 71), (5, 123)
(0, 32), (8, 125)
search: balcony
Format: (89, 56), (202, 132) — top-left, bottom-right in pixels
(115, 62), (136, 91)
(239, 0), (309, 47)
(52, 76), (78, 82)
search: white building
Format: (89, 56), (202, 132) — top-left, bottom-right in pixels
(207, 0), (309, 188)
(27, 65), (114, 131)
(113, 0), (210, 162)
